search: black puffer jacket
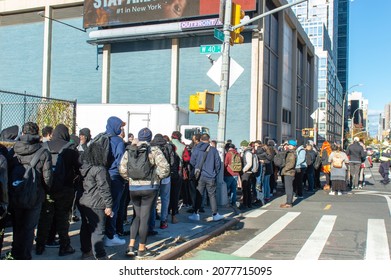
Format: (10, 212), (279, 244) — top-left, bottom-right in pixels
(45, 124), (80, 191)
(79, 164), (113, 210)
(11, 134), (53, 197)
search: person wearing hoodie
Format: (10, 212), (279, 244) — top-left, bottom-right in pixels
(0, 125), (19, 142)
(103, 116), (127, 247)
(188, 133), (223, 222)
(7, 122), (52, 260)
(119, 127), (170, 258)
(78, 141), (113, 260)
(35, 124), (80, 257)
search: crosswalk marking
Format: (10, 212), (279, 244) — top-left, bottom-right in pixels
(365, 219), (390, 260)
(244, 209), (268, 218)
(232, 212), (300, 257)
(295, 215), (337, 260)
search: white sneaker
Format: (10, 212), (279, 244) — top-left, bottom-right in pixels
(104, 234), (126, 247)
(337, 191), (342, 196)
(329, 191), (335, 196)
(188, 213), (200, 221)
(212, 213), (224, 222)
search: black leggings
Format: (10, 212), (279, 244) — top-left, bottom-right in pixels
(129, 189), (158, 244)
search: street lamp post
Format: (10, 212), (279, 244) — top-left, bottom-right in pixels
(350, 107), (363, 142)
(341, 84), (363, 148)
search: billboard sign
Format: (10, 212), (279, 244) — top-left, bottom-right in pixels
(83, 0), (256, 29)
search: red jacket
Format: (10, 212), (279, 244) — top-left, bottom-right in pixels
(224, 148), (241, 176)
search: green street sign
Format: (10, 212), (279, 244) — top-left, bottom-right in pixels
(214, 28), (224, 42)
(200, 45), (222, 54)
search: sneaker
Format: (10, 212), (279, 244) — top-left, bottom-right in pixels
(160, 221), (168, 229)
(136, 249), (151, 259)
(59, 245), (75, 256)
(188, 213), (200, 221)
(104, 234), (126, 247)
(329, 191), (335, 195)
(212, 213), (224, 222)
(2, 251), (14, 260)
(46, 240), (60, 248)
(125, 246), (136, 257)
(337, 191), (342, 196)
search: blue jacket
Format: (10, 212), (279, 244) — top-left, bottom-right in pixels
(105, 116), (125, 178)
(190, 142), (221, 180)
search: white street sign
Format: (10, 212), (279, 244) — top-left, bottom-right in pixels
(207, 56), (244, 88)
(310, 109), (325, 122)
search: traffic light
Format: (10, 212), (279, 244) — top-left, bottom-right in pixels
(230, 2), (245, 45)
(189, 90), (220, 113)
(302, 128), (314, 138)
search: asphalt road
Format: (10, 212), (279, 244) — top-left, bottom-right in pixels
(185, 163), (391, 260)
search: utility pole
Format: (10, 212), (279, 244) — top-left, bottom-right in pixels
(215, 0), (232, 206)
(215, 0), (308, 205)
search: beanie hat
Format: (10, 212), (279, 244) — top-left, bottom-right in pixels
(138, 128), (153, 142)
(288, 139), (297, 146)
(240, 140), (249, 147)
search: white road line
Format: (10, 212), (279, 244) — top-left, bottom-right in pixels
(244, 209), (268, 218)
(385, 196), (391, 217)
(365, 219), (390, 260)
(232, 212), (300, 257)
(295, 215), (337, 260)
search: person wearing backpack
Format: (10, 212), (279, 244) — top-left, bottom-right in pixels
(188, 134), (223, 222)
(35, 124), (80, 257)
(328, 145), (349, 195)
(101, 116), (127, 247)
(148, 134), (176, 232)
(293, 142), (307, 199)
(304, 143), (317, 193)
(8, 122), (53, 260)
(346, 137), (366, 190)
(280, 140), (297, 208)
(239, 140), (254, 209)
(171, 131), (191, 220)
(119, 127), (170, 258)
(224, 143), (241, 207)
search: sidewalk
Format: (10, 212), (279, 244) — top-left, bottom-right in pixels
(1, 204), (240, 260)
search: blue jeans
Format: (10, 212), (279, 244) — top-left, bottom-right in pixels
(306, 166), (315, 191)
(105, 176), (125, 239)
(159, 179), (171, 223)
(224, 176), (238, 206)
(263, 174), (271, 199)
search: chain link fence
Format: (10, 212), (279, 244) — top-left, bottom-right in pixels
(0, 89), (76, 135)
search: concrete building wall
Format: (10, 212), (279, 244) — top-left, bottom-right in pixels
(0, 0), (316, 146)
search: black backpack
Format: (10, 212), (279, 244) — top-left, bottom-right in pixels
(273, 150), (287, 168)
(89, 133), (112, 168)
(10, 147), (45, 209)
(127, 144), (153, 180)
(43, 141), (72, 192)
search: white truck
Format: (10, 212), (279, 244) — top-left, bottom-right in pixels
(76, 103), (209, 145)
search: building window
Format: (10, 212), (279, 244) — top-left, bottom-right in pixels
(283, 109), (292, 124)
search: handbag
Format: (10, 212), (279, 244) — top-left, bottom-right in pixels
(192, 146), (211, 181)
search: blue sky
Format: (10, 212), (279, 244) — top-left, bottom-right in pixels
(349, 0), (391, 115)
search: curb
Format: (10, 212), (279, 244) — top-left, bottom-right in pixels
(155, 217), (240, 260)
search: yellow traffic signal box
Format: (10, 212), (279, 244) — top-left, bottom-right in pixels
(189, 90), (220, 113)
(230, 2), (245, 45)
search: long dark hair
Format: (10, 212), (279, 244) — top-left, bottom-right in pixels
(81, 142), (106, 167)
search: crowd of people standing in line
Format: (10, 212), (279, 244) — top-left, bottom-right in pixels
(0, 117), (387, 260)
